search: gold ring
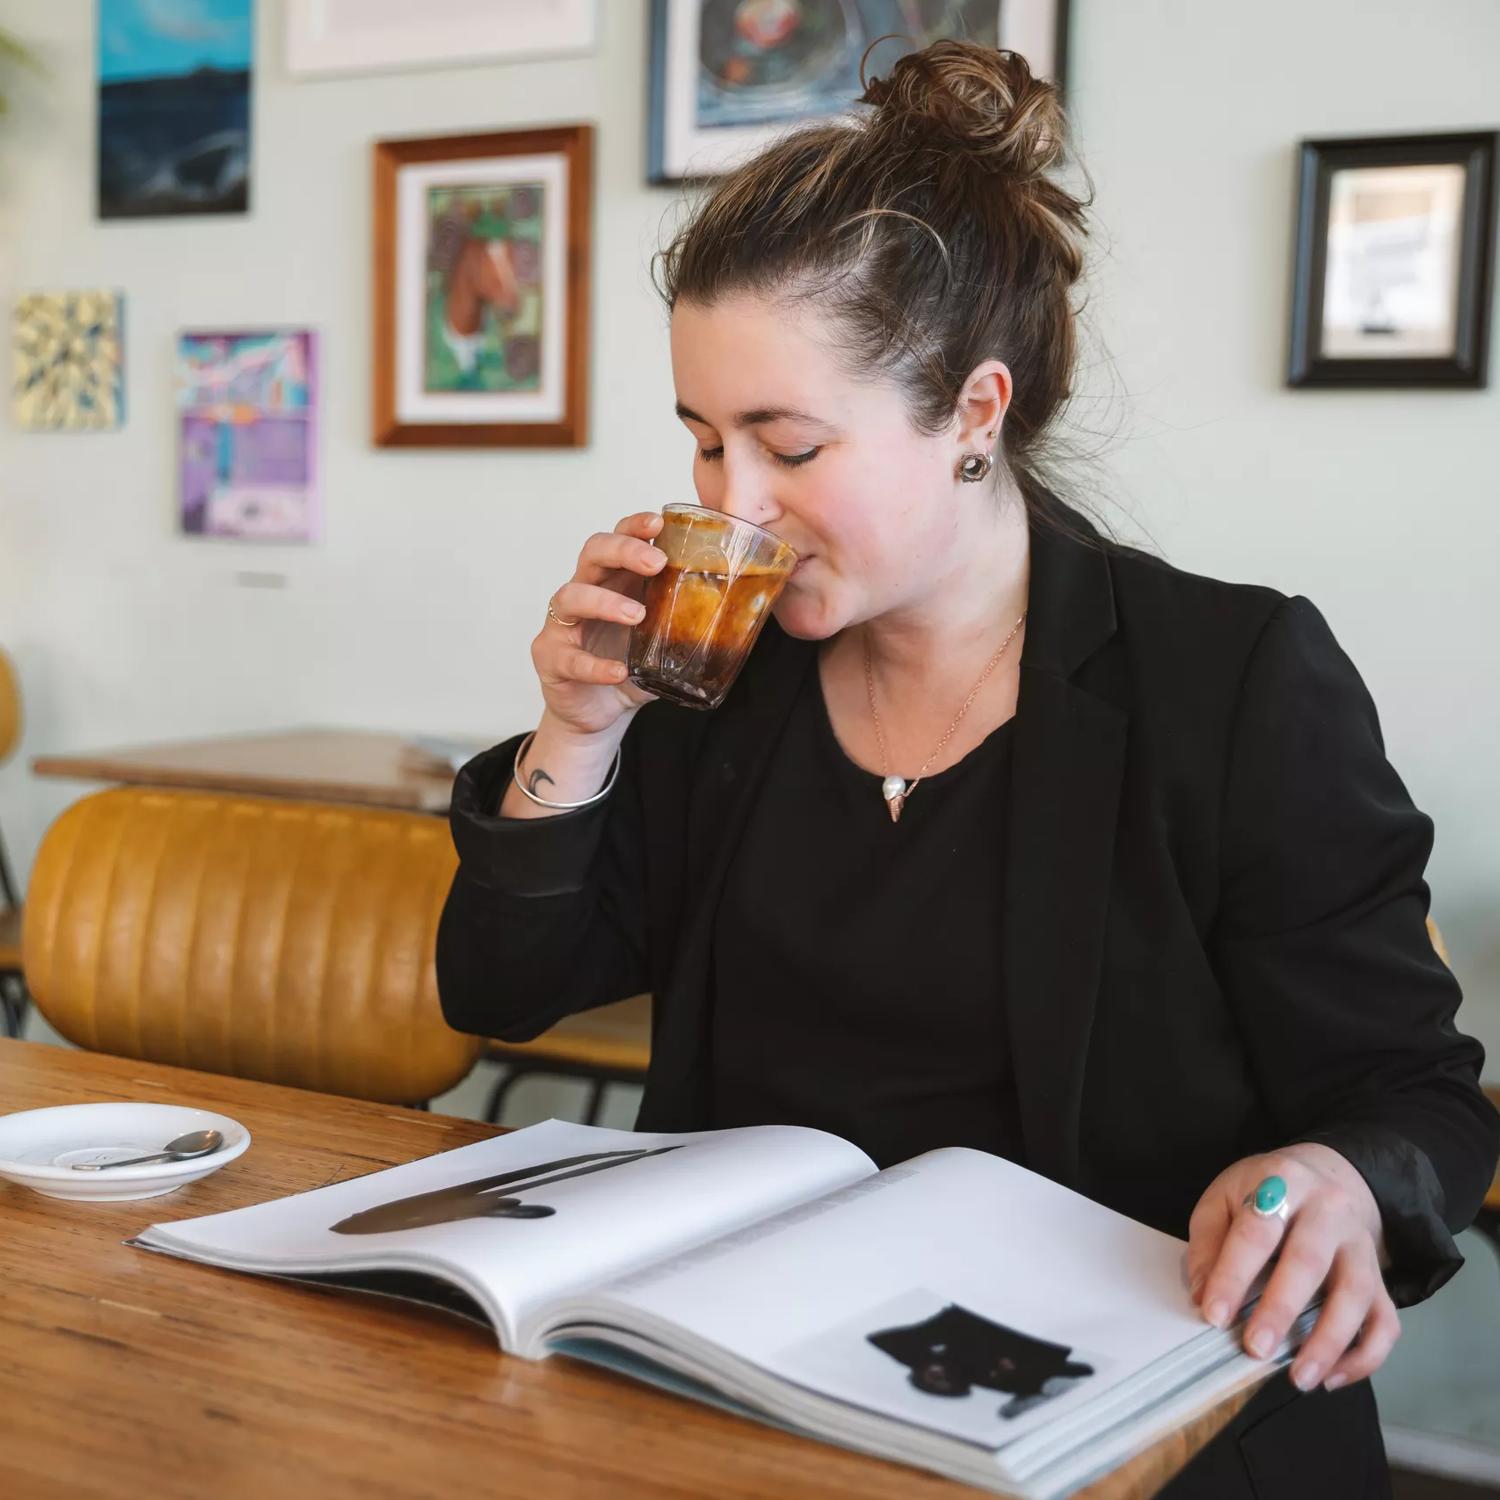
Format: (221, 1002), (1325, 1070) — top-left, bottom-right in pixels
(547, 599), (581, 629)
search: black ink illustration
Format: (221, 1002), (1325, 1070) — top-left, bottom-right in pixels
(868, 1303), (1095, 1420)
(330, 1147), (684, 1234)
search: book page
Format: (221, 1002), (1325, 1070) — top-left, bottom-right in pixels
(574, 1147), (1212, 1452)
(135, 1118), (874, 1350)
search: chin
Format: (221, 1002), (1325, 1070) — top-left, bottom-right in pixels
(772, 589), (845, 642)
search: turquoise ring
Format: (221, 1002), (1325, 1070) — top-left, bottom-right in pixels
(1243, 1174), (1289, 1222)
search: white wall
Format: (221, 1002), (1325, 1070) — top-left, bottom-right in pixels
(1, 0), (1497, 1067)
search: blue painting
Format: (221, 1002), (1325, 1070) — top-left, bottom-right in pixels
(98, 0), (253, 219)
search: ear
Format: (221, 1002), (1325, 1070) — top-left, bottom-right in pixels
(954, 360), (1013, 454)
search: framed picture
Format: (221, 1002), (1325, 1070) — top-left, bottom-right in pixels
(372, 126), (592, 448)
(285, 0), (597, 79)
(1288, 131), (1497, 388)
(647, 0), (1070, 185)
(98, 0), (253, 218)
(12, 291), (126, 431)
(177, 329), (320, 541)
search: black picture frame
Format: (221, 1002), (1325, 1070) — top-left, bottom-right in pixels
(647, 0), (1071, 187)
(1288, 130), (1497, 388)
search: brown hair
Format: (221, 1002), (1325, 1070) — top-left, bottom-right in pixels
(656, 40), (1094, 531)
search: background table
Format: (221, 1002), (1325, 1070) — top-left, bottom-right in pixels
(31, 728), (487, 813)
(0, 1039), (1254, 1499)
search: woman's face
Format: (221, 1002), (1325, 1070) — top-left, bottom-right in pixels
(669, 294), (979, 640)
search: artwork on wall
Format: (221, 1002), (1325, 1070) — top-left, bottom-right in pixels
(11, 291), (126, 432)
(177, 330), (319, 541)
(1289, 131), (1497, 388)
(372, 126), (593, 448)
(647, 0), (1070, 185)
(285, 0), (597, 78)
(98, 0), (253, 219)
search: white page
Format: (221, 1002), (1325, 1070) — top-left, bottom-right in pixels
(136, 1118), (875, 1351)
(579, 1148), (1211, 1453)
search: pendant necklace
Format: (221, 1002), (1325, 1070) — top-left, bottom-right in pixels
(864, 611), (1027, 824)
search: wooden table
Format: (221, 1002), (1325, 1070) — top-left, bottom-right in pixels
(31, 728), (488, 814)
(0, 1039), (1253, 1499)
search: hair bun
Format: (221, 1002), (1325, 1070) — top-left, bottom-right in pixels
(861, 40), (1064, 181)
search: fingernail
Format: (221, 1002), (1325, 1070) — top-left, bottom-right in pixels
(1324, 1374), (1348, 1392)
(1292, 1361), (1321, 1391)
(1246, 1327), (1272, 1359)
(627, 603), (645, 621)
(1203, 1299), (1228, 1329)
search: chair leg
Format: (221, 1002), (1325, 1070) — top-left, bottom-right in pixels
(0, 973), (26, 1039)
(582, 1077), (609, 1127)
(483, 1063), (535, 1126)
(0, 830), (18, 912)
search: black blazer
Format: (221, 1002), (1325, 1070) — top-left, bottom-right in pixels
(437, 509), (1498, 1316)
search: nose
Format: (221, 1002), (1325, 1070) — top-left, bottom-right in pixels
(709, 451), (783, 530)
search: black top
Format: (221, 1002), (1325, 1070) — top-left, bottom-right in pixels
(711, 668), (1026, 1168)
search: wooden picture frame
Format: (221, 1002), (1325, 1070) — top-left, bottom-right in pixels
(647, 0), (1070, 186)
(1288, 130), (1497, 388)
(373, 126), (592, 448)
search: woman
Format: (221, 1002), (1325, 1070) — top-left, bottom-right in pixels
(436, 41), (1497, 1496)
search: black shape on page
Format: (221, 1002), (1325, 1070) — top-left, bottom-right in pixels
(868, 1303), (1095, 1421)
(329, 1147), (684, 1234)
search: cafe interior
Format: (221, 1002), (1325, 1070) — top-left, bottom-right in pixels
(1, 2), (1497, 1497)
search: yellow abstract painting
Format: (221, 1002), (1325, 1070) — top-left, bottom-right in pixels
(11, 290), (125, 431)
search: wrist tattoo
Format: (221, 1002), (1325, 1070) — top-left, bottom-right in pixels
(527, 765), (555, 796)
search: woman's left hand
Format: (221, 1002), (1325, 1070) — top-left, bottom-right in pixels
(1186, 1143), (1400, 1394)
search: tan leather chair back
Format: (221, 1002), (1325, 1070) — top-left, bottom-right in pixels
(0, 649), (20, 765)
(24, 787), (479, 1105)
(1425, 915), (1450, 968)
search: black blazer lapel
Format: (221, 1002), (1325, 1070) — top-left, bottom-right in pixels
(1004, 520), (1128, 1187)
(638, 625), (817, 1130)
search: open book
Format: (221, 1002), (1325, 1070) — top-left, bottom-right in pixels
(131, 1119), (1312, 1500)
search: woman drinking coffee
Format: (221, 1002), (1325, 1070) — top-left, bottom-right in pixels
(435, 39), (1498, 1498)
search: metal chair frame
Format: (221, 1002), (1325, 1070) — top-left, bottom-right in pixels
(483, 1054), (648, 1128)
(0, 824), (27, 1038)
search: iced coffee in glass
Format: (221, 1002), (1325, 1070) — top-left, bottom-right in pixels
(627, 504), (797, 710)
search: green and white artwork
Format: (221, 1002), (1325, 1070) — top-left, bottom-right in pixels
(424, 182), (545, 394)
(11, 290), (126, 431)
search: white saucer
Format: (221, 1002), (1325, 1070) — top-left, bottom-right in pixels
(0, 1101), (251, 1201)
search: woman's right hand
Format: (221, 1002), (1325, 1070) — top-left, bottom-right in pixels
(531, 511), (666, 739)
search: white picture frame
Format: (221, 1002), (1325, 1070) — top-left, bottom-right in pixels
(285, 0), (598, 79)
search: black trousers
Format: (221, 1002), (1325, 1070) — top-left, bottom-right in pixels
(1157, 1372), (1391, 1500)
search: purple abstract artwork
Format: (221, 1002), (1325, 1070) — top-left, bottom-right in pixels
(177, 330), (318, 541)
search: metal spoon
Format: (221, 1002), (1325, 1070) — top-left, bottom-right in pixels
(70, 1128), (224, 1171)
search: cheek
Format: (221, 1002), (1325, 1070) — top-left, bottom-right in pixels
(814, 450), (938, 573)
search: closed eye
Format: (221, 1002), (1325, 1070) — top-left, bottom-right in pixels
(697, 445), (821, 469)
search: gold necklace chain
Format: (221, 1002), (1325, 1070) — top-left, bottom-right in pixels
(863, 611), (1027, 824)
